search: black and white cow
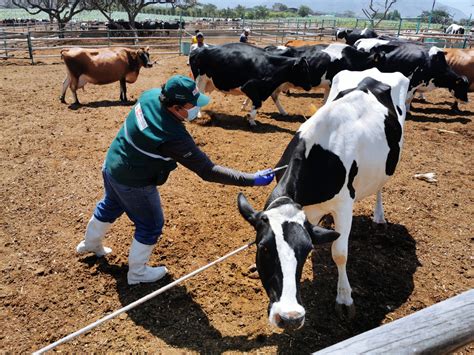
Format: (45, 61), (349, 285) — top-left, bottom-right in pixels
(355, 40), (469, 107)
(238, 68), (410, 330)
(336, 27), (378, 45)
(445, 24), (465, 35)
(189, 43), (312, 126)
(263, 43), (383, 114)
(370, 43), (469, 108)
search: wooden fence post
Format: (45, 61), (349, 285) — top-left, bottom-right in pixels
(314, 290), (474, 355)
(26, 31), (34, 65)
(2, 29), (8, 59)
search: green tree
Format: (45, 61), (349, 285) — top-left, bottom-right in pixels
(298, 5), (311, 17)
(235, 4), (245, 18)
(272, 2), (287, 11)
(202, 3), (217, 17)
(420, 9), (452, 24)
(254, 5), (269, 19)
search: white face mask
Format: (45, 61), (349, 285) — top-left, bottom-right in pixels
(185, 105), (200, 121)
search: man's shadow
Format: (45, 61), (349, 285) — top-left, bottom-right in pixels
(82, 215), (418, 353)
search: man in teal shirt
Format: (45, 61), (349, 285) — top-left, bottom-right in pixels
(76, 75), (275, 285)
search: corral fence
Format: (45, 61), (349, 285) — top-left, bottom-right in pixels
(1, 18), (472, 64)
(314, 289), (474, 354)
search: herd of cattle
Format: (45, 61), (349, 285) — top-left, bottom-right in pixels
(58, 27), (473, 330)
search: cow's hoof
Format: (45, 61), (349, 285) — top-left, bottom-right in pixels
(335, 302), (356, 320)
(60, 97), (66, 104)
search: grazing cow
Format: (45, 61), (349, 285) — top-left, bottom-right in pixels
(445, 24), (465, 35)
(443, 48), (474, 111)
(189, 43), (312, 126)
(60, 47), (152, 104)
(336, 27), (378, 45)
(370, 43), (469, 108)
(238, 68), (410, 330)
(265, 43), (383, 113)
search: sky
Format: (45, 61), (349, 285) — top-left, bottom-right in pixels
(201, 0), (474, 16)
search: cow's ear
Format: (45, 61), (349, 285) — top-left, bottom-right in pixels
(306, 222), (340, 245)
(237, 192), (258, 227)
(145, 46), (150, 52)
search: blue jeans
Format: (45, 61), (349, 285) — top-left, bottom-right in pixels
(93, 168), (164, 245)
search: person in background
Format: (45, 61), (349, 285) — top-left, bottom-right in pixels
(76, 75), (275, 286)
(240, 28), (251, 43)
(191, 29), (200, 44)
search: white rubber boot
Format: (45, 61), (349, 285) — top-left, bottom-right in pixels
(76, 216), (112, 257)
(127, 238), (167, 285)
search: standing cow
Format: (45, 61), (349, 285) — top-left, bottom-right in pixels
(189, 43), (311, 126)
(238, 68), (410, 330)
(443, 48), (474, 111)
(264, 43), (383, 113)
(60, 47), (152, 105)
(367, 43), (469, 109)
(336, 27), (378, 45)
(445, 24), (465, 35)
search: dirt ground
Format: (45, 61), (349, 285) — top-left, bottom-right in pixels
(0, 53), (473, 354)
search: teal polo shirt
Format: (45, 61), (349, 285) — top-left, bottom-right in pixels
(105, 88), (191, 187)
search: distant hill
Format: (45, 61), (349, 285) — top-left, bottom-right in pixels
(201, 0), (470, 20)
(1, 0), (470, 20)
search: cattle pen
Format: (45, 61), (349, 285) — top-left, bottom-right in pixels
(1, 14), (473, 355)
(1, 19), (473, 65)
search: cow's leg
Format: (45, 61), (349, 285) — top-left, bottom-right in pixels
(195, 75), (208, 119)
(241, 97), (250, 111)
(69, 76), (80, 105)
(120, 78), (127, 102)
(60, 74), (70, 103)
(451, 100), (460, 113)
(331, 204), (355, 318)
(247, 106), (257, 127)
(373, 190), (386, 224)
(271, 91), (288, 116)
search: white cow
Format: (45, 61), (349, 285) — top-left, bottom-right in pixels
(238, 68), (410, 329)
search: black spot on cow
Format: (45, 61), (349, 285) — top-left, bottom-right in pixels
(256, 229), (283, 304)
(271, 140), (346, 206)
(396, 105), (402, 115)
(347, 160), (358, 199)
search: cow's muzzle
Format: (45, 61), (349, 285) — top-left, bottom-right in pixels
(274, 312), (305, 330)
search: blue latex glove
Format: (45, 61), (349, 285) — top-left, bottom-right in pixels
(253, 168), (275, 186)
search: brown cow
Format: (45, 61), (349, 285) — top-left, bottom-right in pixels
(443, 48), (474, 110)
(60, 46), (152, 104)
(284, 39), (328, 47)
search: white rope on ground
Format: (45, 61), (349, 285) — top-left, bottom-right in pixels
(33, 241), (255, 355)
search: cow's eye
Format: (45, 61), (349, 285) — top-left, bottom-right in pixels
(260, 215), (269, 223)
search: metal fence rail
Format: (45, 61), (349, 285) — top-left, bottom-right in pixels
(1, 23), (472, 65)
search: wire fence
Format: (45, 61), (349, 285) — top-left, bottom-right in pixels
(1, 19), (472, 65)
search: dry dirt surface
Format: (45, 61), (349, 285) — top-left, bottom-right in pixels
(1, 54), (473, 354)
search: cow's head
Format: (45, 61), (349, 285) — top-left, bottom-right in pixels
(291, 57), (312, 91)
(335, 28), (351, 41)
(138, 46), (153, 68)
(237, 193), (339, 330)
(431, 49), (469, 102)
